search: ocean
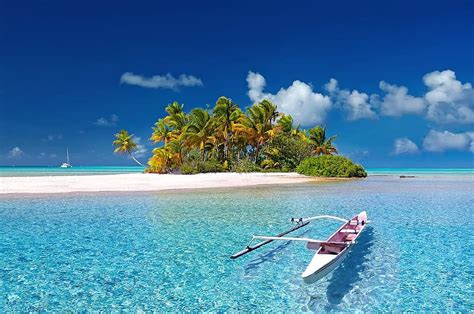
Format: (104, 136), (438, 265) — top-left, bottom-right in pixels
(0, 169), (473, 311)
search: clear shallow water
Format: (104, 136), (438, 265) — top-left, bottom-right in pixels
(1, 166), (473, 177)
(0, 176), (473, 311)
(367, 168), (474, 176)
(0, 166), (145, 177)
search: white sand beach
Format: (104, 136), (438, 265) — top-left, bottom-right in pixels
(0, 172), (320, 195)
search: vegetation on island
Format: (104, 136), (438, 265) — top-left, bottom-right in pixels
(297, 155), (367, 178)
(112, 97), (366, 177)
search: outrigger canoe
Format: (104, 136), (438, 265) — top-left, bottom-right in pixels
(231, 211), (368, 284)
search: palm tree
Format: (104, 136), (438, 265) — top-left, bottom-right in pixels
(165, 101), (184, 116)
(277, 114), (294, 133)
(184, 108), (215, 160)
(213, 96), (239, 160)
(307, 126), (338, 156)
(151, 119), (173, 144)
(233, 101), (280, 162)
(113, 130), (145, 166)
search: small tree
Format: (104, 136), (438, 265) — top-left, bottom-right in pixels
(112, 130), (145, 166)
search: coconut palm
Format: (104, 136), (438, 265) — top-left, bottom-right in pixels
(213, 96), (239, 160)
(184, 108), (215, 160)
(151, 119), (173, 144)
(307, 126), (338, 156)
(112, 129), (145, 166)
(165, 101), (184, 116)
(233, 101), (280, 162)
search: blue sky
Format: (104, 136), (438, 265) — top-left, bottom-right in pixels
(1, 0), (473, 167)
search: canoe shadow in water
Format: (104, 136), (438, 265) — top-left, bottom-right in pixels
(322, 226), (374, 309)
(243, 229), (312, 275)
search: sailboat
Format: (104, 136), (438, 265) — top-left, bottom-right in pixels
(60, 147), (72, 168)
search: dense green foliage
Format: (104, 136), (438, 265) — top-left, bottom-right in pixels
(231, 158), (261, 173)
(113, 96), (366, 176)
(296, 155), (367, 178)
(263, 134), (313, 171)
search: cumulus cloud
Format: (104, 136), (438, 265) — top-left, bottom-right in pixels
(325, 78), (377, 120)
(8, 147), (23, 158)
(120, 72), (203, 90)
(423, 70), (474, 124)
(422, 130), (474, 152)
(95, 114), (119, 127)
(133, 137), (147, 158)
(379, 81), (426, 117)
(393, 138), (419, 155)
(247, 71), (332, 126)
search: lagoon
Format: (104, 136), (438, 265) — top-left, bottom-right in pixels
(0, 174), (473, 311)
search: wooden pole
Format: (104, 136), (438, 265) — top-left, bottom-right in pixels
(230, 221), (310, 259)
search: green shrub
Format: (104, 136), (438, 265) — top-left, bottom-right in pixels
(179, 163), (198, 174)
(179, 157), (224, 174)
(296, 155), (367, 178)
(196, 158), (223, 173)
(232, 158), (261, 173)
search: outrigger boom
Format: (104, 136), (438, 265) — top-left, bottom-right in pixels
(252, 236), (349, 246)
(230, 220), (310, 259)
(230, 214), (348, 260)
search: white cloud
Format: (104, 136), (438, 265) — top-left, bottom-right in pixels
(423, 70), (474, 124)
(379, 81), (426, 117)
(422, 130), (473, 152)
(133, 137), (147, 158)
(247, 71), (332, 126)
(95, 114), (119, 127)
(120, 72), (203, 90)
(45, 134), (63, 141)
(393, 138), (419, 155)
(50, 153), (57, 158)
(325, 78), (377, 120)
(8, 147), (23, 158)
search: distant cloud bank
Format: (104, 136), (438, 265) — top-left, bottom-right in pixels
(246, 69), (473, 126)
(120, 72), (203, 90)
(422, 130), (474, 153)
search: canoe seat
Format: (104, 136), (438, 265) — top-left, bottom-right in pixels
(340, 229), (356, 233)
(324, 245), (341, 254)
(346, 234), (357, 241)
(349, 220), (358, 226)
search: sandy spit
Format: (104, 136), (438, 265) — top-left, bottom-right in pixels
(0, 172), (327, 195)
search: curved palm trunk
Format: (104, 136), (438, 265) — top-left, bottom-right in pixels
(254, 143), (260, 163)
(129, 154), (145, 167)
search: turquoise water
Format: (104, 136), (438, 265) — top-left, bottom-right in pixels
(1, 166), (473, 177)
(0, 166), (145, 177)
(367, 168), (474, 176)
(1, 176), (473, 311)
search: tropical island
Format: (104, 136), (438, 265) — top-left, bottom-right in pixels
(113, 97), (367, 178)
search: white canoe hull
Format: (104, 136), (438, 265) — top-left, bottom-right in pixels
(301, 211), (367, 284)
(302, 245), (350, 284)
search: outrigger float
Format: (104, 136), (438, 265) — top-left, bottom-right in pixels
(231, 211), (368, 284)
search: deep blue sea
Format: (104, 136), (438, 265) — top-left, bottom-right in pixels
(0, 170), (473, 311)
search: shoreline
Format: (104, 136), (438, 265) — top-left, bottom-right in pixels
(0, 172), (344, 195)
